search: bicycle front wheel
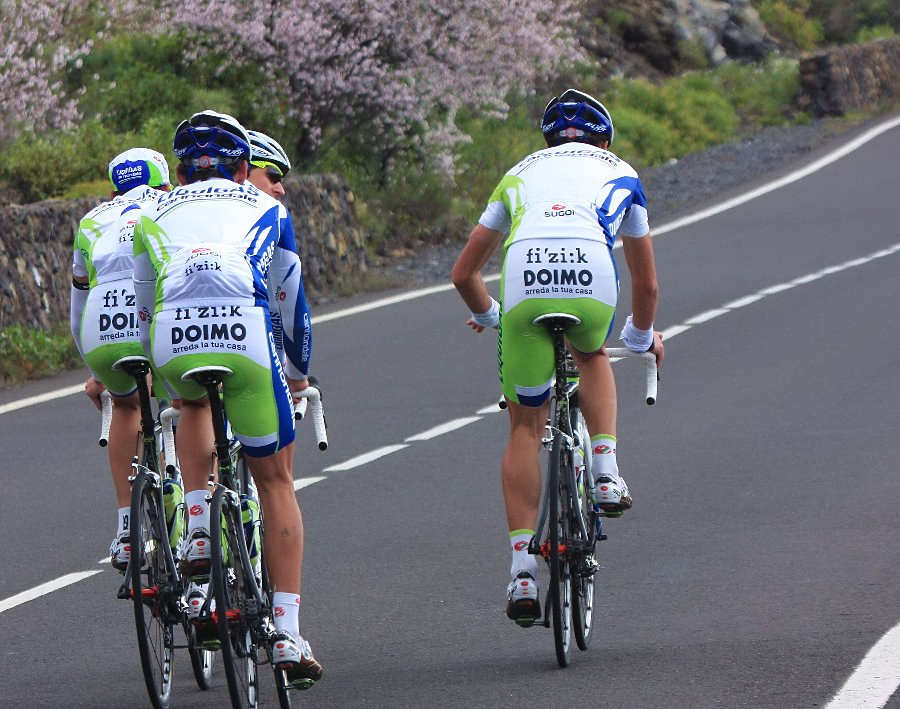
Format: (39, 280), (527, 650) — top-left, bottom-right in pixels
(548, 432), (573, 668)
(211, 486), (261, 709)
(130, 471), (177, 709)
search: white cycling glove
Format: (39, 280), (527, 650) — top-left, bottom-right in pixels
(620, 314), (654, 352)
(471, 297), (501, 329)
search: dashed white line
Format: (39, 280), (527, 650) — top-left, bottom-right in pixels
(404, 417), (483, 442)
(323, 444), (409, 472)
(294, 476), (326, 491)
(0, 571), (103, 613)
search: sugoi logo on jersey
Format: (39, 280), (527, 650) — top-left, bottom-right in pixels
(184, 247), (223, 276)
(544, 203), (574, 218)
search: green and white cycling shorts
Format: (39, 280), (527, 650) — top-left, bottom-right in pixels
(78, 278), (143, 395)
(499, 237), (617, 406)
(151, 303), (295, 457)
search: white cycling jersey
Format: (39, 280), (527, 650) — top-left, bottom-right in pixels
(478, 143), (650, 248)
(133, 177), (311, 380)
(478, 142), (652, 407)
(71, 186), (165, 393)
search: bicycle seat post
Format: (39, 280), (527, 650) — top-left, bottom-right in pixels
(181, 366), (234, 487)
(112, 356), (155, 439)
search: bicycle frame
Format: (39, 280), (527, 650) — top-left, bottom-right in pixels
(529, 319), (597, 561)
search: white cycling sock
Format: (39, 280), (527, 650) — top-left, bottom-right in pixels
(185, 490), (211, 533)
(272, 592), (301, 639)
(591, 435), (619, 481)
(117, 507), (130, 538)
(509, 530), (537, 579)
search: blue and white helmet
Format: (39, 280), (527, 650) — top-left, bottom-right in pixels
(541, 89), (615, 147)
(173, 110), (251, 179)
(248, 130), (291, 177)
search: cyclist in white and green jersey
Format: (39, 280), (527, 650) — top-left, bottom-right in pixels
(452, 89), (665, 625)
(70, 147), (171, 571)
(133, 110), (320, 687)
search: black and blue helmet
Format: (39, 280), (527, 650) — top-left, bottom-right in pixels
(173, 110), (251, 179)
(541, 89), (615, 147)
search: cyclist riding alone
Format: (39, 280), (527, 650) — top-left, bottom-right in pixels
(70, 147), (171, 571)
(247, 129), (291, 200)
(451, 88), (665, 625)
(131, 110), (321, 688)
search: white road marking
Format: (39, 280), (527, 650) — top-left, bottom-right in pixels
(0, 383), (84, 415)
(322, 444), (409, 472)
(404, 417), (482, 441)
(0, 571), (102, 613)
(294, 475), (326, 490)
(824, 622), (900, 709)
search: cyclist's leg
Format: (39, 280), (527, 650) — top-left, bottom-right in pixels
(209, 310), (322, 685)
(562, 244), (630, 512)
(82, 334), (146, 566)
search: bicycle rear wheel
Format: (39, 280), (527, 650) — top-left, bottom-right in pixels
(548, 432), (573, 668)
(570, 407), (596, 652)
(130, 471), (177, 709)
(211, 486), (261, 709)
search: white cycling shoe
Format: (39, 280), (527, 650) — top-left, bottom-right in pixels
(109, 534), (131, 572)
(182, 528), (212, 575)
(272, 632), (323, 689)
(594, 475), (633, 517)
(506, 571), (541, 627)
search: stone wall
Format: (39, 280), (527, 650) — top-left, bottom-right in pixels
(798, 37), (900, 116)
(0, 174), (368, 330)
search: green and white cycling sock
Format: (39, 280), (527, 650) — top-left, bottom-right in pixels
(509, 529), (537, 579)
(117, 507), (130, 538)
(185, 490), (211, 534)
(272, 592), (301, 639)
(591, 434), (619, 481)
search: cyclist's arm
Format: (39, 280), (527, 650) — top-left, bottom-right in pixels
(132, 217), (156, 354)
(451, 223), (504, 330)
(621, 233), (658, 331)
(70, 225), (92, 356)
(621, 232), (664, 364)
(269, 211), (311, 383)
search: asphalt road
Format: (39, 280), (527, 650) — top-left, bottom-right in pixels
(1, 116), (898, 708)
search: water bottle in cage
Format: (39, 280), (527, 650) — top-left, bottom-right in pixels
(162, 475), (185, 551)
(240, 476), (262, 583)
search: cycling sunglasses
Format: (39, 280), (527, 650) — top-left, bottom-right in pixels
(251, 161), (284, 183)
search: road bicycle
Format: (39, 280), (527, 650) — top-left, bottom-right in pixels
(100, 355), (215, 709)
(182, 365), (327, 709)
(526, 314), (657, 667)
